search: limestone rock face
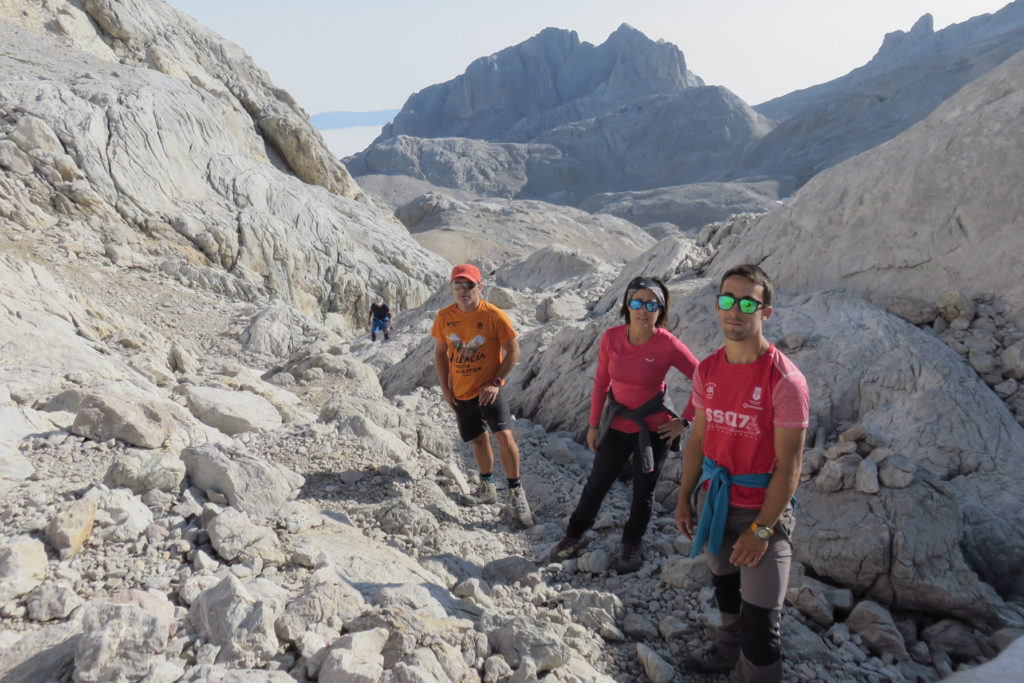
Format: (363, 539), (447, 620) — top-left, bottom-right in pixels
(73, 0), (358, 198)
(717, 48), (1024, 327)
(354, 10), (1024, 212)
(577, 181), (781, 233)
(349, 136), (558, 199)
(0, 4), (447, 331)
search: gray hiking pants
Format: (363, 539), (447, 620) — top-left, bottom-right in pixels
(696, 488), (795, 683)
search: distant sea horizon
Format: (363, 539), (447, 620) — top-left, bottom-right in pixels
(312, 109), (397, 159)
(311, 109), (399, 130)
(319, 126), (382, 159)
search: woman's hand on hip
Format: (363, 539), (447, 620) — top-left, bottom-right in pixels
(657, 417), (689, 440)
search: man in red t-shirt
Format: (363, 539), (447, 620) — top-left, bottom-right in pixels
(672, 264), (809, 682)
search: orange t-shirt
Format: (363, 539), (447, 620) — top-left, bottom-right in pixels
(432, 301), (516, 400)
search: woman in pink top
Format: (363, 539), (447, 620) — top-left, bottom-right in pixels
(549, 277), (697, 573)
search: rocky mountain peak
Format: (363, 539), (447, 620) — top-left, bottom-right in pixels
(594, 22), (703, 102)
(379, 24), (703, 144)
(875, 13), (937, 63)
(870, 1), (1024, 71)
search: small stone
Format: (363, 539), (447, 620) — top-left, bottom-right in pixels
(993, 378), (1018, 399)
(838, 424), (867, 443)
(855, 458), (880, 494)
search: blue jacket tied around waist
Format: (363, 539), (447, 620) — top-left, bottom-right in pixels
(690, 458), (774, 558)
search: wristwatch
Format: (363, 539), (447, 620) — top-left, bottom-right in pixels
(491, 376), (505, 387)
(751, 522), (774, 542)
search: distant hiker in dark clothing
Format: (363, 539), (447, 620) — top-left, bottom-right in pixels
(368, 299), (392, 341)
(549, 276), (697, 573)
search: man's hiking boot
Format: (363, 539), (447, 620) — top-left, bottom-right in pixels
(547, 533), (588, 563)
(371, 332), (377, 342)
(458, 480), (497, 506)
(615, 541), (643, 574)
(507, 487), (534, 528)
(683, 645), (738, 674)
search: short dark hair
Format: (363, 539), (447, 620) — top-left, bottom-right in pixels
(720, 264), (773, 307)
(620, 276), (670, 328)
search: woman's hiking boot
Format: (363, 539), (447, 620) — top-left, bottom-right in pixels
(615, 541), (643, 574)
(547, 533), (588, 562)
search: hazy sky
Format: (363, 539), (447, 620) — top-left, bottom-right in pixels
(165, 0), (1010, 115)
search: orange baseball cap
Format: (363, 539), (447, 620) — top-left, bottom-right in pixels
(450, 264), (482, 283)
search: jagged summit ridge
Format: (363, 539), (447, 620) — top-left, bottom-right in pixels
(380, 24), (704, 144)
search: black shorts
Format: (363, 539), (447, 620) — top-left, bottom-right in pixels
(453, 393), (513, 442)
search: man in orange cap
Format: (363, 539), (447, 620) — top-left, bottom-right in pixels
(432, 263), (533, 527)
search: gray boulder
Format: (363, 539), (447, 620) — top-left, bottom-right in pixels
(27, 583), (84, 623)
(273, 566), (367, 643)
(104, 450), (186, 494)
(485, 614), (571, 672)
(81, 486), (154, 543)
(46, 499), (97, 560)
(74, 600), (168, 682)
(845, 600), (909, 660)
(70, 391), (179, 448)
(0, 536), (47, 602)
(181, 444), (304, 519)
(187, 574), (280, 669)
(205, 508), (284, 566)
(318, 629), (389, 683)
(184, 386), (282, 435)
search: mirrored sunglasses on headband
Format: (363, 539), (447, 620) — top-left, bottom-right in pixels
(629, 298), (662, 313)
(717, 294), (762, 314)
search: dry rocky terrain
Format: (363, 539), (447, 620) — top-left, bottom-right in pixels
(2, 1), (1024, 682)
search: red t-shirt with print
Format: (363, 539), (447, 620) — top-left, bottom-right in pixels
(692, 344), (809, 508)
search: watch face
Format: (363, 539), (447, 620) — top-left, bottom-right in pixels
(754, 526), (772, 541)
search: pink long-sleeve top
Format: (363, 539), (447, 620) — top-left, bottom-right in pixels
(588, 325), (698, 433)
